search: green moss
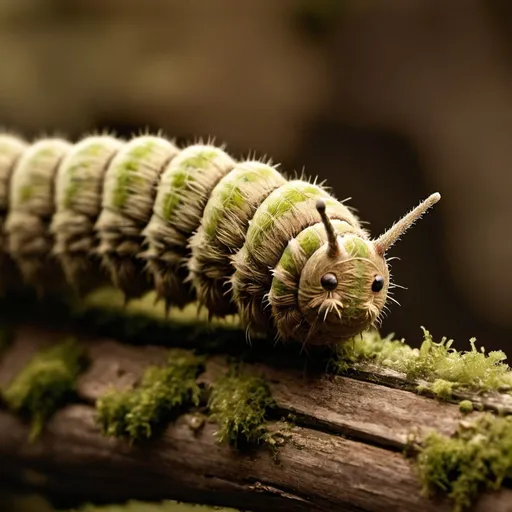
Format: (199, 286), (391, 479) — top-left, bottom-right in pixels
(96, 349), (205, 442)
(332, 327), (512, 397)
(414, 413), (512, 511)
(208, 367), (276, 447)
(430, 379), (455, 399)
(459, 400), (473, 414)
(2, 338), (87, 441)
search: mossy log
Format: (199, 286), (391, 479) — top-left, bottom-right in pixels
(0, 325), (512, 512)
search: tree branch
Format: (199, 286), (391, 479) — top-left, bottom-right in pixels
(0, 325), (511, 511)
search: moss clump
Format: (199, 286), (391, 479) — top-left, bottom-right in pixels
(459, 400), (473, 414)
(208, 368), (276, 447)
(415, 413), (512, 511)
(2, 338), (87, 441)
(430, 379), (455, 399)
(96, 349), (204, 442)
(332, 327), (512, 397)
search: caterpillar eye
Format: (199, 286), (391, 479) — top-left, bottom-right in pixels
(321, 273), (338, 291)
(371, 275), (385, 293)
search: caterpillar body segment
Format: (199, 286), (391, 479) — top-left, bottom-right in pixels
(0, 132), (441, 346)
(142, 144), (236, 310)
(95, 136), (179, 300)
(188, 161), (287, 318)
(51, 135), (124, 293)
(5, 138), (71, 291)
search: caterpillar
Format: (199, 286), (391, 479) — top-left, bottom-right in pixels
(0, 132), (440, 346)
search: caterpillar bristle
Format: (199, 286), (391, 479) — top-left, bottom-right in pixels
(0, 131), (440, 346)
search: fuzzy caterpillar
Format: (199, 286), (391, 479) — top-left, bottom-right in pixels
(0, 132), (440, 346)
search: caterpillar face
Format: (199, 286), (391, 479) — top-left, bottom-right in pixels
(297, 233), (389, 343)
(0, 131), (441, 347)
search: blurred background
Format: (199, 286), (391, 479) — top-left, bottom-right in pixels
(0, 0), (511, 351)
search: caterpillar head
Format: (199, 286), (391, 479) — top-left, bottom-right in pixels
(298, 193), (441, 343)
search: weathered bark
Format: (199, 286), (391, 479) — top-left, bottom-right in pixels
(0, 325), (511, 512)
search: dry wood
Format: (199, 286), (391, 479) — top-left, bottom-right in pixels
(0, 325), (511, 512)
